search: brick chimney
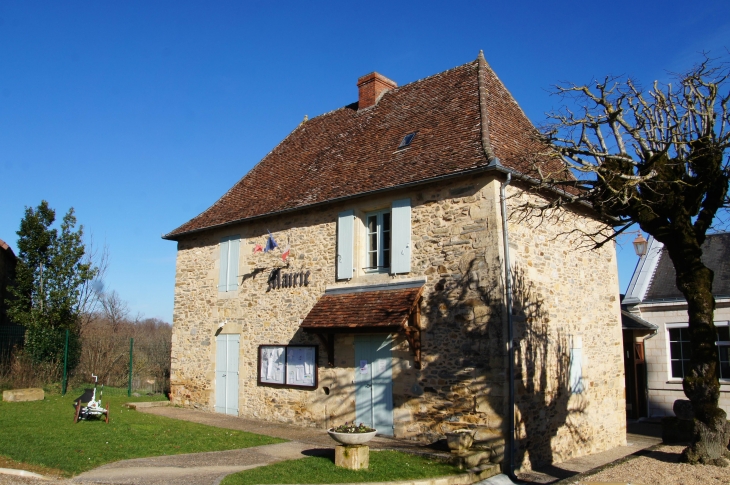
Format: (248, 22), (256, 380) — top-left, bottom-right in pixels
(357, 72), (397, 109)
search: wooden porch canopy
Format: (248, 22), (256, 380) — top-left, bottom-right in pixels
(300, 285), (423, 368)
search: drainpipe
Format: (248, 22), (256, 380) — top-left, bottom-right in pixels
(500, 173), (517, 480)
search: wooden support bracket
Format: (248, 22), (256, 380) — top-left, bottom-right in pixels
(404, 303), (422, 369)
(315, 333), (335, 367)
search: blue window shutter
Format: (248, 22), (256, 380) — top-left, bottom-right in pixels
(218, 238), (229, 292)
(391, 199), (411, 274)
(337, 210), (354, 280)
(569, 347), (584, 394)
(227, 236), (240, 291)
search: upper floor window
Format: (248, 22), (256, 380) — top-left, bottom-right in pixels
(218, 235), (240, 292)
(365, 210), (391, 271)
(336, 198), (411, 280)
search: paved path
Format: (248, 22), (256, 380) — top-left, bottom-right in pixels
(73, 441), (326, 485)
(2, 406), (662, 485)
(133, 405), (443, 453)
(70, 405), (451, 485)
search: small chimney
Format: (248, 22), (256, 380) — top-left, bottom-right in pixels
(357, 72), (397, 110)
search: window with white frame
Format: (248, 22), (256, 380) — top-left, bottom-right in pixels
(717, 322), (729, 380)
(668, 322), (730, 381)
(365, 210), (391, 271)
(668, 325), (691, 379)
(336, 198), (411, 280)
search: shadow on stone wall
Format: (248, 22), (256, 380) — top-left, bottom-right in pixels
(268, 252), (587, 470)
(511, 265), (588, 469)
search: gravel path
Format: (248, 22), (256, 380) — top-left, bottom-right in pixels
(0, 475), (70, 485)
(575, 445), (730, 485)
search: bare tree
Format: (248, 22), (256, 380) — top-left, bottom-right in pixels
(100, 290), (130, 334)
(77, 237), (108, 333)
(524, 56), (730, 464)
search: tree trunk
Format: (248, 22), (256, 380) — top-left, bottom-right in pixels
(665, 242), (730, 465)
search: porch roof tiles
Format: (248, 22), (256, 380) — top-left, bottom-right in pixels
(300, 286), (422, 332)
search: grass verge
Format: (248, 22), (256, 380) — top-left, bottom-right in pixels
(0, 386), (284, 476)
(220, 450), (462, 485)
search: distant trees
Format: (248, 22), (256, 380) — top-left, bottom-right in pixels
(5, 201), (98, 369)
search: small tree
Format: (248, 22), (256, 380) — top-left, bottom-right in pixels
(525, 57), (730, 464)
(6, 201), (98, 369)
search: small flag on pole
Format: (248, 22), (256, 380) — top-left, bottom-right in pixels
(281, 245), (290, 261)
(264, 231), (278, 253)
(253, 244), (263, 254)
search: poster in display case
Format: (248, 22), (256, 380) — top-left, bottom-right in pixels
(257, 344), (318, 389)
(258, 345), (286, 385)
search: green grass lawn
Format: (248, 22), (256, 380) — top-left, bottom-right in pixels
(220, 450), (462, 485)
(0, 387), (285, 476)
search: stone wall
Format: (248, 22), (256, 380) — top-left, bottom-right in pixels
(170, 172), (625, 469)
(504, 184), (626, 470)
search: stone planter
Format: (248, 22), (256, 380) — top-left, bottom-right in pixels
(328, 430), (377, 445)
(446, 429), (475, 451)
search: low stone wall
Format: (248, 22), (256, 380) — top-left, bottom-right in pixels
(2, 388), (44, 402)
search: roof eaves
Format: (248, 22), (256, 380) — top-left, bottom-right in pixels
(163, 162), (494, 240)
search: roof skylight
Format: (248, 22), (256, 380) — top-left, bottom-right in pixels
(398, 132), (416, 149)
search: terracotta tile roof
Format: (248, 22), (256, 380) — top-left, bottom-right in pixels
(165, 53), (555, 239)
(300, 286), (422, 331)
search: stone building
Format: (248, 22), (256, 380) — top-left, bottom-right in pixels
(164, 53), (626, 471)
(623, 233), (730, 418)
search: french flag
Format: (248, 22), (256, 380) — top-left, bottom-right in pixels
(281, 245), (290, 261)
(264, 232), (278, 252)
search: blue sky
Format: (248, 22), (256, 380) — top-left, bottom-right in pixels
(1, 1), (727, 322)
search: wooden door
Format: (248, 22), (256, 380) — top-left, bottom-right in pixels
(215, 334), (239, 415)
(354, 335), (394, 436)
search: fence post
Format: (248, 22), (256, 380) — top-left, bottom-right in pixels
(128, 338), (134, 397)
(62, 329), (69, 396)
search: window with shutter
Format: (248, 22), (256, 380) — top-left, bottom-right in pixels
(364, 209), (391, 272)
(337, 210), (354, 280)
(390, 199), (411, 274)
(218, 235), (240, 292)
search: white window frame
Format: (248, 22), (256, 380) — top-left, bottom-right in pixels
(665, 322), (690, 382)
(665, 321), (730, 383)
(716, 321), (730, 382)
(364, 209), (391, 273)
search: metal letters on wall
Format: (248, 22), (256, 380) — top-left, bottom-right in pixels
(267, 268), (311, 291)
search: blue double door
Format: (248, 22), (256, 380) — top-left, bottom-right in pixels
(354, 335), (394, 436)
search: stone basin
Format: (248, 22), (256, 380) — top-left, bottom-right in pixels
(328, 430), (377, 445)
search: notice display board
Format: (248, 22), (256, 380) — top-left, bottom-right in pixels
(258, 344), (317, 389)
(259, 345), (286, 385)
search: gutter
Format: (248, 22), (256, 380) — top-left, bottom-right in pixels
(500, 171), (517, 480)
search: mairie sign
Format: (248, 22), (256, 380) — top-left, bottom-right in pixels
(268, 268), (311, 291)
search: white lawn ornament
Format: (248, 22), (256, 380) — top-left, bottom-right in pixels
(73, 374), (110, 423)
